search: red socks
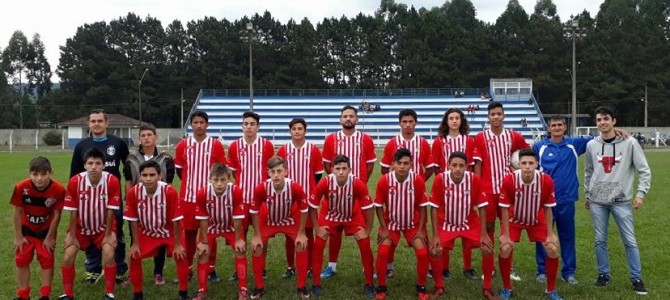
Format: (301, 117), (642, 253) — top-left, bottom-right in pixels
(499, 252), (513, 290)
(252, 255), (266, 289)
(197, 262), (209, 292)
(356, 237), (374, 285)
(430, 255), (444, 288)
(103, 264), (117, 294)
(61, 265), (75, 297)
(416, 247), (429, 286)
(176, 256), (190, 292)
(312, 236), (327, 286)
(376, 244), (392, 286)
(546, 256), (559, 292)
(130, 258), (144, 293)
(235, 256), (248, 290)
(463, 246), (473, 269)
(328, 229), (343, 263)
(17, 287), (30, 299)
(285, 237), (296, 269)
(296, 250), (309, 288)
(208, 238), (218, 274)
(40, 286), (51, 298)
(482, 254), (495, 289)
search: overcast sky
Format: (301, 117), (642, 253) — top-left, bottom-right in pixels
(0, 0), (603, 82)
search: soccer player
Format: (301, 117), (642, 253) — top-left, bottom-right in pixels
(320, 105), (376, 278)
(276, 118), (324, 279)
(70, 108), (129, 284)
(194, 164), (249, 300)
(584, 106), (651, 295)
(374, 148), (432, 300)
(497, 149), (563, 300)
(59, 148), (120, 300)
(309, 155), (376, 298)
(473, 101), (529, 281)
(428, 151), (496, 299)
(124, 124), (175, 285)
(249, 157), (310, 299)
(124, 160), (192, 300)
(226, 111), (274, 281)
(11, 157), (66, 300)
(431, 108), (479, 280)
(174, 110), (227, 282)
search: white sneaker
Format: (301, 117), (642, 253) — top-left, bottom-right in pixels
(510, 269), (522, 282)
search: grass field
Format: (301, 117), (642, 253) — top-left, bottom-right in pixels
(1, 150), (669, 299)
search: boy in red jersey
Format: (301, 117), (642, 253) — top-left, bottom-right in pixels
(309, 155), (376, 298)
(248, 156), (310, 299)
(59, 148), (119, 300)
(429, 152), (497, 300)
(194, 164), (249, 300)
(124, 160), (192, 300)
(497, 149), (562, 300)
(12, 157), (66, 300)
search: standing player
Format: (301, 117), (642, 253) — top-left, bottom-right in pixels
(226, 111), (274, 281)
(175, 110), (227, 282)
(124, 160), (191, 300)
(309, 155), (376, 298)
(12, 157), (66, 300)
(194, 164), (249, 299)
(320, 105), (376, 278)
(276, 118), (324, 279)
(497, 149), (563, 300)
(428, 152), (496, 299)
(249, 157), (310, 299)
(374, 148), (432, 300)
(431, 108), (479, 280)
(59, 148), (120, 300)
(124, 124), (176, 285)
(70, 108), (129, 284)
(473, 101), (529, 281)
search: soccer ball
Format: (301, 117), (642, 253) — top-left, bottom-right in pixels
(510, 150), (521, 170)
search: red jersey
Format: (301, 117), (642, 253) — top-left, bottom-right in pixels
(473, 129), (529, 194)
(309, 174), (373, 222)
(124, 181), (183, 238)
(380, 134), (434, 176)
(499, 170), (556, 226)
(228, 137), (275, 204)
(10, 179), (66, 238)
(431, 134), (478, 173)
(250, 179), (307, 227)
(374, 171), (428, 231)
(174, 136), (227, 203)
(195, 183), (246, 234)
(322, 130), (376, 183)
(277, 141), (324, 194)
(64, 172), (121, 236)
(429, 171), (487, 231)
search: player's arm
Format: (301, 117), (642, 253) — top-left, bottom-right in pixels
(249, 185), (264, 252)
(231, 187), (246, 254)
(415, 177), (428, 238)
(427, 175), (441, 255)
(13, 205), (28, 252)
(128, 220), (140, 258)
(64, 210), (80, 249)
(498, 179), (512, 246)
(172, 218), (186, 260)
(309, 180), (326, 238)
(366, 162), (375, 183)
(374, 177), (388, 237)
(43, 208), (62, 253)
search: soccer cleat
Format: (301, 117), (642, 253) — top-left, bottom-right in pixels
(311, 285), (322, 297)
(208, 271), (222, 283)
(297, 287), (311, 299)
(263, 269), (269, 280)
(320, 266), (336, 279)
(510, 269), (522, 282)
(178, 290), (189, 300)
(192, 289), (208, 300)
(132, 292), (144, 300)
(431, 287), (446, 299)
(536, 274), (547, 283)
(104, 293), (116, 300)
(632, 279), (648, 295)
(416, 285), (430, 300)
(375, 286), (387, 299)
(238, 288), (250, 300)
(282, 267), (296, 279)
(154, 273), (166, 285)
(58, 295), (74, 300)
(84, 272), (101, 284)
(386, 269), (396, 278)
(228, 271), (239, 282)
(499, 289), (513, 300)
(595, 274), (610, 287)
(364, 284), (376, 298)
(442, 269), (451, 279)
(483, 288), (499, 300)
(250, 288), (264, 299)
(39, 297), (50, 300)
(464, 268), (479, 280)
(545, 290), (563, 300)
(561, 275), (578, 285)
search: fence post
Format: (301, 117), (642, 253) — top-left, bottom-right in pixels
(656, 131), (660, 148)
(36, 129), (39, 150)
(9, 130), (13, 153)
(62, 129), (66, 150)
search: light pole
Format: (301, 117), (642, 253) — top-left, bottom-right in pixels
(138, 68), (149, 124)
(246, 22), (255, 111)
(643, 84), (648, 127)
(563, 18), (586, 135)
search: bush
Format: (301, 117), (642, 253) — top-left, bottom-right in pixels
(43, 131), (62, 146)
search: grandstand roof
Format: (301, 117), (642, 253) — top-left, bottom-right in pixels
(59, 114), (152, 127)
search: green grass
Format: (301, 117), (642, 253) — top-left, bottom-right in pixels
(1, 151), (669, 299)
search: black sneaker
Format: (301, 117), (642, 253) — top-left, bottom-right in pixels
(595, 274), (610, 286)
(104, 293), (116, 300)
(282, 268), (296, 279)
(208, 271), (222, 283)
(58, 295), (74, 300)
(250, 288), (264, 299)
(442, 269), (451, 279)
(463, 268), (479, 280)
(364, 284), (375, 297)
(132, 292), (144, 300)
(178, 290), (189, 300)
(375, 285), (388, 298)
(39, 297), (49, 300)
(632, 279), (648, 295)
(263, 269), (269, 280)
(311, 285), (321, 297)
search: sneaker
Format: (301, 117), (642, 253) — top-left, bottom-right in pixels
(416, 285), (430, 300)
(250, 288), (264, 299)
(431, 287), (446, 299)
(263, 269), (269, 280)
(510, 269), (522, 282)
(58, 295), (74, 300)
(154, 274), (166, 285)
(282, 268), (296, 279)
(311, 285), (321, 297)
(632, 279), (648, 295)
(595, 274), (610, 287)
(320, 266), (336, 279)
(104, 293), (115, 300)
(483, 288), (499, 300)
(228, 271), (239, 282)
(464, 269), (479, 280)
(499, 289), (513, 300)
(297, 287), (311, 299)
(561, 275), (578, 285)
(536, 274), (547, 283)
(192, 290), (208, 300)
(364, 284), (376, 297)
(442, 269), (451, 279)
(178, 290), (189, 300)
(386, 269), (396, 278)
(375, 286), (387, 299)
(545, 290), (563, 300)
(84, 272), (101, 284)
(132, 292), (144, 300)
(208, 271), (222, 283)
(238, 288), (250, 300)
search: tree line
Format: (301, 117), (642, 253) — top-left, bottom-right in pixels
(1, 0), (669, 128)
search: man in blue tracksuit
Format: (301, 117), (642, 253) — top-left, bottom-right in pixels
(532, 115), (592, 284)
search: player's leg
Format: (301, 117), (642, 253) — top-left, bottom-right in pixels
(113, 205), (128, 280)
(35, 238), (56, 300)
(375, 232), (394, 299)
(556, 203), (577, 282)
(351, 225), (375, 297)
(284, 235), (296, 278)
(498, 228), (516, 299)
(195, 237), (211, 298)
(60, 237), (81, 298)
(101, 232), (118, 297)
(461, 242), (477, 279)
(153, 245), (167, 285)
(322, 226), (343, 278)
(410, 231), (431, 300)
(15, 240), (35, 300)
(206, 238), (220, 282)
(250, 239), (269, 299)
(441, 244), (451, 278)
(311, 225), (330, 294)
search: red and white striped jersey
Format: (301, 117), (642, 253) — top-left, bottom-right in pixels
(123, 181), (182, 238)
(473, 129), (528, 194)
(322, 130), (376, 183)
(499, 170), (556, 226)
(380, 134), (434, 176)
(431, 134), (478, 173)
(374, 171), (428, 231)
(194, 183), (246, 234)
(277, 141), (324, 194)
(174, 136), (227, 203)
(309, 174), (373, 222)
(250, 179), (307, 226)
(228, 137), (274, 204)
(64, 171), (120, 236)
(429, 171), (487, 231)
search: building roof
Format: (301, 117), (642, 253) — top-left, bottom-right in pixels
(59, 114), (152, 127)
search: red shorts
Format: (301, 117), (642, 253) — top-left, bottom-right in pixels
(15, 236), (55, 269)
(438, 226), (481, 251)
(133, 233), (181, 259)
(381, 227), (422, 247)
(318, 214), (367, 236)
(75, 230), (106, 251)
(485, 193), (501, 222)
(207, 231), (237, 247)
(509, 222), (548, 243)
(260, 224), (300, 243)
(180, 201), (199, 230)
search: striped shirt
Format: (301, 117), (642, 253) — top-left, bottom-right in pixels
(374, 171), (428, 231)
(195, 183), (246, 234)
(429, 171), (487, 231)
(250, 179), (307, 226)
(277, 141), (324, 194)
(175, 136), (227, 203)
(499, 170), (556, 226)
(473, 129), (528, 194)
(380, 134), (434, 176)
(228, 137), (275, 204)
(64, 172), (120, 236)
(322, 130), (377, 183)
(431, 134), (477, 173)
(309, 174), (373, 222)
(123, 181), (182, 238)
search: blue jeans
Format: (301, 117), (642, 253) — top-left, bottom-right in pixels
(535, 202), (576, 278)
(589, 202), (642, 280)
(85, 204), (128, 275)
